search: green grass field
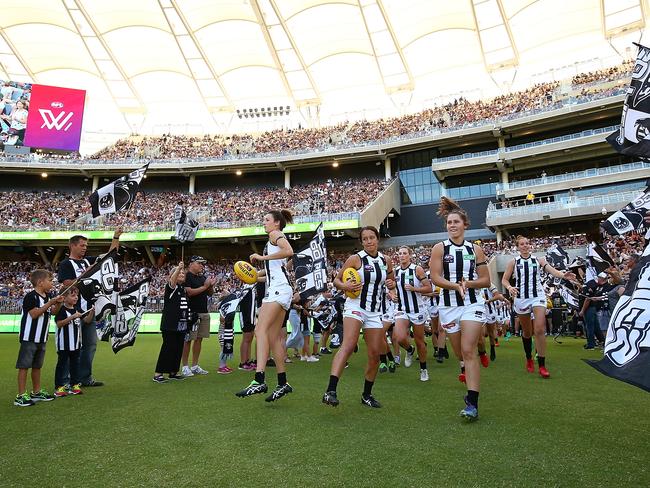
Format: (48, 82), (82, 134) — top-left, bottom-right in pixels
(1, 333), (648, 487)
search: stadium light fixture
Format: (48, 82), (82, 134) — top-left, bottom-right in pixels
(41, 172), (48, 178)
(332, 162), (339, 168)
(236, 170), (242, 176)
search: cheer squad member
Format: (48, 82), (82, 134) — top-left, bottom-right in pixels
(429, 197), (490, 421)
(393, 247), (432, 381)
(501, 236), (575, 378)
(323, 226), (395, 408)
(236, 210), (294, 402)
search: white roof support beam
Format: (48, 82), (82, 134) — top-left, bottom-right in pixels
(265, 0), (321, 106)
(357, 0), (415, 94)
(165, 0), (234, 111)
(470, 0), (519, 72)
(601, 0), (645, 38)
(66, 0), (145, 113)
(250, 0), (311, 108)
(0, 28), (34, 81)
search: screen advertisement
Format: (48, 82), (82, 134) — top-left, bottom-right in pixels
(23, 83), (86, 151)
(0, 80), (31, 146)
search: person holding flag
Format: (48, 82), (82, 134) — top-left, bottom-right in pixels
(57, 229), (122, 387)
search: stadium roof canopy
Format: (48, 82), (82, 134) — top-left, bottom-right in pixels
(0, 0), (647, 153)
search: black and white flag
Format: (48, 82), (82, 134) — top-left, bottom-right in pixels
(587, 244), (650, 392)
(586, 242), (615, 282)
(89, 164), (149, 218)
(546, 243), (569, 271)
(601, 185), (650, 237)
(294, 223), (328, 300)
(558, 284), (579, 309)
(76, 250), (118, 321)
(174, 204), (199, 243)
(218, 287), (253, 317)
(110, 278), (150, 354)
(607, 43), (650, 159)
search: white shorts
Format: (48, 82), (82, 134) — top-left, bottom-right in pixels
(343, 301), (383, 329)
(262, 284), (293, 311)
(514, 297), (546, 315)
(484, 305), (497, 324)
(438, 303), (487, 334)
(394, 310), (427, 325)
(381, 309), (395, 325)
(428, 303), (439, 318)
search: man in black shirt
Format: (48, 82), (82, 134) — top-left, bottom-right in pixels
(181, 256), (215, 376)
(57, 230), (121, 386)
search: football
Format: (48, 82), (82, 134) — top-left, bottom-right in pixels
(342, 267), (362, 298)
(234, 261), (258, 284)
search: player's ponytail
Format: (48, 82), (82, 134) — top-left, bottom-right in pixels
(437, 196), (470, 226)
(268, 209), (293, 230)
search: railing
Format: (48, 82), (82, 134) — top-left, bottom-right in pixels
(432, 149), (499, 164)
(0, 87), (628, 167)
(496, 161), (650, 193)
(503, 125), (617, 153)
(486, 190), (641, 219)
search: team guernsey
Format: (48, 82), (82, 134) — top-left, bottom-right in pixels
(344, 250), (388, 329)
(438, 239), (485, 332)
(20, 290), (51, 343)
(395, 264), (426, 324)
(262, 236), (293, 310)
(513, 255), (547, 314)
(55, 306), (82, 352)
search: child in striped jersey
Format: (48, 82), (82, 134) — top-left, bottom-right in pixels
(54, 287), (95, 397)
(14, 269), (63, 407)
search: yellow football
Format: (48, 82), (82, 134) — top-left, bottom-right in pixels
(234, 261), (258, 284)
(342, 267), (362, 299)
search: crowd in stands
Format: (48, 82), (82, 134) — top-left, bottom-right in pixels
(0, 177), (389, 231)
(85, 61), (632, 162)
(0, 81), (31, 146)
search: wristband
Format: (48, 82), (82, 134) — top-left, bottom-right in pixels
(113, 235), (119, 240)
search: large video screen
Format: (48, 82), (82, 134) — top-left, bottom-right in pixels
(1, 80), (86, 152)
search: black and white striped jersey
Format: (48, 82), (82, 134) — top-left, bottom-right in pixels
(349, 250), (388, 313)
(19, 290), (51, 343)
(483, 288), (495, 315)
(54, 306), (82, 352)
(440, 239), (484, 307)
(514, 255), (544, 299)
(381, 289), (395, 315)
(395, 264), (425, 313)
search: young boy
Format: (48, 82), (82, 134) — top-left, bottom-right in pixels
(15, 269), (63, 407)
(54, 287), (95, 397)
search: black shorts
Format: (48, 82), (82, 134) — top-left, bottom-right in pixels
(240, 293), (256, 333)
(16, 341), (47, 369)
(312, 318), (323, 335)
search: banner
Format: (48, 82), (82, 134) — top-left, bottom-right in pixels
(607, 43), (650, 159)
(110, 278), (151, 353)
(77, 251), (118, 321)
(174, 205), (199, 243)
(545, 243), (569, 271)
(24, 84), (86, 151)
(294, 223), (328, 300)
(601, 185), (650, 237)
(587, 244), (650, 392)
(218, 287), (253, 317)
(89, 164), (148, 218)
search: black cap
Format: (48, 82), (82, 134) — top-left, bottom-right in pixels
(190, 255), (206, 263)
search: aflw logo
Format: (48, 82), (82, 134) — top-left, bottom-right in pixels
(38, 109), (74, 131)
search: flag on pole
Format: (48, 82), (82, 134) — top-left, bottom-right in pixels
(89, 164), (149, 218)
(294, 223), (328, 300)
(601, 185), (650, 237)
(174, 204), (199, 243)
(76, 250), (118, 321)
(606, 43), (650, 159)
(586, 242), (615, 282)
(110, 278), (151, 353)
(587, 244), (650, 392)
(545, 243), (569, 271)
(558, 284), (579, 309)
